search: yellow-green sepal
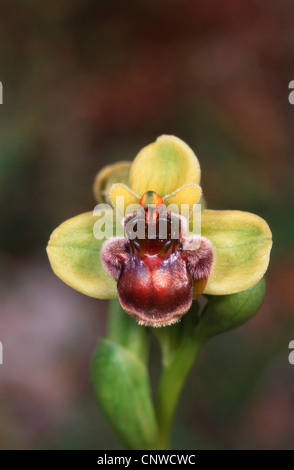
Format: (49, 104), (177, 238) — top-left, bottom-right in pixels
(198, 210), (272, 295)
(47, 211), (118, 299)
(129, 135), (201, 197)
(93, 161), (131, 203)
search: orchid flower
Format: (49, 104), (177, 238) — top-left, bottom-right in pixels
(47, 135), (272, 450)
(47, 135), (272, 325)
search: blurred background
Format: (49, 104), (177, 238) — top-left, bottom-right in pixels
(0, 0), (294, 449)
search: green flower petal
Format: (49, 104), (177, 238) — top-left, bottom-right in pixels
(129, 135), (201, 197)
(199, 210), (272, 295)
(47, 211), (118, 299)
(163, 183), (202, 214)
(109, 183), (140, 213)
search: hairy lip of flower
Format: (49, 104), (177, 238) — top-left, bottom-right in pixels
(101, 191), (214, 327)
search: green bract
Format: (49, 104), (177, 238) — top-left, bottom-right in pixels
(92, 301), (157, 449)
(47, 135), (272, 300)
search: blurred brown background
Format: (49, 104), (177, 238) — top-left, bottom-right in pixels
(0, 0), (294, 449)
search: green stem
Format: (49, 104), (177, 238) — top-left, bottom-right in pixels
(154, 336), (204, 450)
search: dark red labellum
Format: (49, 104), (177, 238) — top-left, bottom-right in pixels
(101, 192), (213, 327)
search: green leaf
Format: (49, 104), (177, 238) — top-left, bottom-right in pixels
(92, 339), (157, 450)
(197, 277), (266, 339)
(47, 211), (118, 299)
(200, 210), (272, 295)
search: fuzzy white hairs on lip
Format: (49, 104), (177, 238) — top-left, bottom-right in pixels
(182, 236), (214, 281)
(101, 237), (129, 281)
